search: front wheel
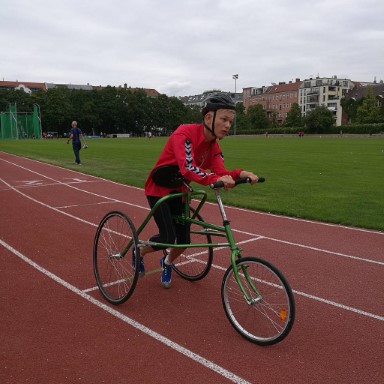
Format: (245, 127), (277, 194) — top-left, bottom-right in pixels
(93, 211), (140, 305)
(221, 257), (295, 345)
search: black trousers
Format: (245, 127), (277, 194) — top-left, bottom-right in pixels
(147, 194), (191, 250)
(72, 142), (81, 164)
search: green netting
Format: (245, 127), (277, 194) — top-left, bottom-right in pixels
(0, 103), (41, 139)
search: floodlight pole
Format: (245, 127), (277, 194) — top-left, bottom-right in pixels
(232, 74), (238, 135)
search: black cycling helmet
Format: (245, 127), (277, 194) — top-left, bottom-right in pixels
(201, 93), (236, 137)
(201, 93), (236, 116)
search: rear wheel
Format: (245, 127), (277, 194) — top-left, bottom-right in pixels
(221, 257), (295, 345)
(93, 211), (140, 305)
(171, 207), (213, 281)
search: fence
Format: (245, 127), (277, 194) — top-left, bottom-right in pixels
(0, 103), (41, 139)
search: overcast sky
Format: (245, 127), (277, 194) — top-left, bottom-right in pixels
(1, 0), (383, 96)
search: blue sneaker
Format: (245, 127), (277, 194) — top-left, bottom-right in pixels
(160, 256), (172, 288)
(132, 248), (145, 277)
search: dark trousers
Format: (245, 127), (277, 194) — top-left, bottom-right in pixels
(147, 194), (191, 250)
(72, 142), (81, 164)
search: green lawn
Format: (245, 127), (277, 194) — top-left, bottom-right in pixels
(1, 136), (383, 231)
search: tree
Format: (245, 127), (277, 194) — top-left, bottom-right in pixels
(305, 106), (334, 133)
(355, 86), (381, 124)
(247, 104), (268, 130)
(0, 89), (35, 112)
(284, 103), (303, 127)
(43, 88), (73, 132)
(0, 86), (234, 138)
(234, 102), (247, 133)
(269, 111), (278, 128)
(340, 97), (360, 124)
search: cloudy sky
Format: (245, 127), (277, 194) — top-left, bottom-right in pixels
(1, 0), (383, 96)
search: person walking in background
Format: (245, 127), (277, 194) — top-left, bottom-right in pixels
(67, 121), (87, 164)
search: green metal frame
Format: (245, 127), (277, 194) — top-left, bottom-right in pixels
(123, 186), (260, 301)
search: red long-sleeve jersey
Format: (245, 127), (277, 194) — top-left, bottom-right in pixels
(145, 123), (243, 196)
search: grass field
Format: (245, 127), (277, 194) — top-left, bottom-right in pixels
(1, 135), (383, 231)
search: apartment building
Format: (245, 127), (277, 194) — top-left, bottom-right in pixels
(180, 92), (243, 108)
(0, 80), (160, 97)
(299, 76), (354, 126)
(341, 81), (384, 124)
(0, 81), (47, 93)
(243, 79), (301, 124)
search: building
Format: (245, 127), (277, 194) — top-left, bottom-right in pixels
(243, 79), (301, 124)
(46, 82), (93, 91)
(0, 81), (47, 93)
(0, 80), (160, 97)
(242, 85), (270, 110)
(180, 92), (243, 109)
(299, 76), (354, 126)
(341, 81), (384, 124)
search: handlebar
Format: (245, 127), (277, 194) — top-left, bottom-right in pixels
(210, 176), (265, 189)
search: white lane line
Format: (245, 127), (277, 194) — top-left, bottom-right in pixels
(2, 153), (383, 235)
(3, 164), (381, 268)
(1, 157), (383, 320)
(83, 236), (384, 322)
(0, 158), (151, 211)
(2, 161), (382, 268)
(248, 234), (384, 266)
(293, 289), (384, 321)
(222, 202), (384, 235)
(0, 239), (250, 384)
(199, 246), (384, 322)
(0, 177), (99, 228)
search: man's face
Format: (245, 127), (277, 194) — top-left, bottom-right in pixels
(206, 109), (235, 139)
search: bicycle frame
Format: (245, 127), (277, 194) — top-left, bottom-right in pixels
(122, 183), (259, 302)
(93, 174), (295, 345)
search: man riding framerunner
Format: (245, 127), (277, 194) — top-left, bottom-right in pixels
(134, 93), (260, 288)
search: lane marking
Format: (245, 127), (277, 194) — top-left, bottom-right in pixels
(0, 176), (100, 228)
(17, 180), (43, 186)
(208, 257), (384, 322)
(1, 155), (383, 320)
(253, 235), (384, 266)
(2, 152), (383, 235)
(82, 236), (384, 322)
(0, 239), (251, 384)
(293, 290), (384, 321)
(3, 171), (381, 267)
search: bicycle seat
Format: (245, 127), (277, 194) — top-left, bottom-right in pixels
(151, 165), (185, 188)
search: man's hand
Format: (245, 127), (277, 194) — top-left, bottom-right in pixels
(217, 175), (236, 189)
(239, 171), (259, 185)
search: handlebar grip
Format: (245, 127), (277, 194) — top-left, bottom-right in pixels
(210, 176), (265, 189)
(210, 180), (225, 189)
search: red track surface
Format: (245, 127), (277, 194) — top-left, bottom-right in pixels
(1, 152), (383, 384)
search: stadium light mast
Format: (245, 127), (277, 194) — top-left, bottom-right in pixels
(232, 74), (238, 135)
(232, 74), (238, 94)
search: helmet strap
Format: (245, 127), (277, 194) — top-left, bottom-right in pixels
(203, 111), (217, 137)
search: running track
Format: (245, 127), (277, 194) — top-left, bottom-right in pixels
(1, 152), (383, 384)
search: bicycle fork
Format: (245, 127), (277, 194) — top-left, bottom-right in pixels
(214, 189), (261, 304)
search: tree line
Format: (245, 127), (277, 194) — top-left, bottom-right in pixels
(1, 85), (383, 136)
(0, 86), (203, 136)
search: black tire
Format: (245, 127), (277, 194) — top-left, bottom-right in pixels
(93, 211), (140, 305)
(221, 257), (295, 345)
(171, 207), (213, 281)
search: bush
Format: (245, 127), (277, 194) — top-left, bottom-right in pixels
(331, 123), (384, 134)
(235, 127), (307, 135)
